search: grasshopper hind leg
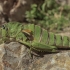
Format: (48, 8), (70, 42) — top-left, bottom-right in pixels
(27, 41), (34, 59)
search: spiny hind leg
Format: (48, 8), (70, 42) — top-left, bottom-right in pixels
(27, 41), (33, 59)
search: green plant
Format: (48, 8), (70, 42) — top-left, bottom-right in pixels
(25, 4), (37, 22)
(25, 0), (70, 31)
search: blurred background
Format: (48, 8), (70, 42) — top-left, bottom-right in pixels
(0, 0), (70, 32)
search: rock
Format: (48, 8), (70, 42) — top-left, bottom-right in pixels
(0, 42), (29, 70)
(0, 43), (5, 70)
(39, 51), (70, 70)
(3, 42), (27, 70)
(0, 0), (43, 22)
(0, 42), (70, 70)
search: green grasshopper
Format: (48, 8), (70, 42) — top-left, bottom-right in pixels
(0, 22), (70, 52)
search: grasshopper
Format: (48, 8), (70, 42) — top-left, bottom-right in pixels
(0, 22), (70, 53)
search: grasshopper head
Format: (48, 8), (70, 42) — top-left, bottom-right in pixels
(22, 29), (33, 36)
(22, 29), (34, 41)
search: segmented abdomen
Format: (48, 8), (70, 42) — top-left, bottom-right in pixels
(23, 24), (70, 48)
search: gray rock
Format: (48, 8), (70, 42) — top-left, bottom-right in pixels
(0, 42), (70, 70)
(0, 43), (5, 70)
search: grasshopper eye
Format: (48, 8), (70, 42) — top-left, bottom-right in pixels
(2, 24), (8, 31)
(2, 25), (6, 29)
